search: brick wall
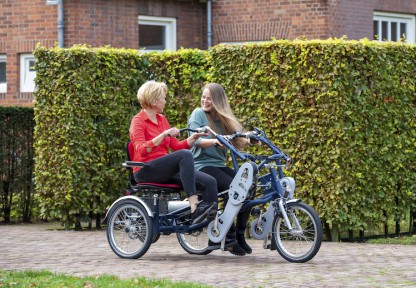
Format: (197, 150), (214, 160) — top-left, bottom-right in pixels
(0, 0), (57, 106)
(212, 0), (330, 44)
(326, 0), (374, 40)
(374, 0), (416, 13)
(0, 0), (205, 106)
(2, 0), (414, 106)
(64, 0), (205, 52)
(64, 0), (139, 49)
(212, 0), (378, 44)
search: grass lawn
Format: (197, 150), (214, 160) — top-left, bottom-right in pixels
(366, 234), (416, 245)
(0, 270), (213, 288)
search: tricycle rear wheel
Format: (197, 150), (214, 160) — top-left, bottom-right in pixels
(106, 199), (153, 259)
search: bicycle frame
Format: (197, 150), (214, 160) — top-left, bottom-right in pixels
(209, 127), (294, 210)
(204, 126), (300, 245)
(152, 196), (211, 234)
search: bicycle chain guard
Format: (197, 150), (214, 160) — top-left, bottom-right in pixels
(208, 162), (256, 243)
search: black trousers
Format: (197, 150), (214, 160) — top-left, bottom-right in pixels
(134, 150), (218, 203)
(200, 166), (250, 230)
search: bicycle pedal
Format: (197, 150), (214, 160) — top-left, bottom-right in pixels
(251, 207), (261, 216)
(267, 243), (277, 250)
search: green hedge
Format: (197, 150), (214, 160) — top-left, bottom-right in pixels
(33, 39), (416, 233)
(33, 45), (208, 229)
(0, 106), (35, 223)
(208, 38), (416, 234)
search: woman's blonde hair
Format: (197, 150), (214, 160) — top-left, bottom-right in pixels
(137, 80), (167, 108)
(203, 83), (245, 148)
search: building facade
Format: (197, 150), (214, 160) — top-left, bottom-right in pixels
(0, 0), (415, 106)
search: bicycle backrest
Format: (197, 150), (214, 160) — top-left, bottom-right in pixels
(125, 141), (182, 190)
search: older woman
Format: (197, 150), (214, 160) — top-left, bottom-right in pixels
(130, 80), (217, 222)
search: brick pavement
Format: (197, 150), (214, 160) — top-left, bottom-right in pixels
(1, 223), (416, 287)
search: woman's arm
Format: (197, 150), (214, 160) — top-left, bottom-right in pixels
(188, 108), (221, 148)
(186, 132), (211, 147)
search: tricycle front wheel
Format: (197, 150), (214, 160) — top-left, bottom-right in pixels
(272, 201), (322, 263)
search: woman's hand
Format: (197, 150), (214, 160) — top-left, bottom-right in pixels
(164, 127), (180, 138)
(187, 131), (208, 147)
(245, 131), (260, 146)
(152, 127), (180, 148)
(212, 138), (223, 147)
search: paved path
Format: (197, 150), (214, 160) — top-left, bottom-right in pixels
(1, 223), (416, 287)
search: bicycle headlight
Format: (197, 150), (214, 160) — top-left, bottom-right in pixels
(280, 177), (295, 199)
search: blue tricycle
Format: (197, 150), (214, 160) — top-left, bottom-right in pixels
(104, 124), (322, 263)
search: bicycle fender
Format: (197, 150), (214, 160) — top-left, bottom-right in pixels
(102, 195), (153, 224)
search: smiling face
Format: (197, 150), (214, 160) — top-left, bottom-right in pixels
(201, 88), (213, 112)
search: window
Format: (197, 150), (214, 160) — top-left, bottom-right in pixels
(374, 12), (415, 43)
(20, 54), (37, 93)
(138, 16), (177, 51)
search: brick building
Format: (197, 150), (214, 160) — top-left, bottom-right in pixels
(1, 0), (415, 106)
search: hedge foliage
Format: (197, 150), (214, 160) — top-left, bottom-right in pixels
(208, 38), (416, 232)
(33, 39), (416, 232)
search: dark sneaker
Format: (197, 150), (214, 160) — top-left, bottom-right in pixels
(208, 238), (236, 251)
(226, 242), (246, 256)
(191, 202), (217, 224)
(237, 231), (252, 254)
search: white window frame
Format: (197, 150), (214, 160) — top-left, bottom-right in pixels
(374, 12), (415, 43)
(20, 54), (37, 93)
(0, 55), (6, 93)
(138, 15), (177, 52)
(46, 0), (58, 5)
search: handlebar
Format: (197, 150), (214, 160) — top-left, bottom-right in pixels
(185, 125), (290, 163)
(179, 127), (208, 134)
(164, 127), (208, 138)
(201, 126), (291, 167)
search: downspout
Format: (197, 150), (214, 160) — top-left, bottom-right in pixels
(58, 0), (64, 48)
(207, 0), (212, 48)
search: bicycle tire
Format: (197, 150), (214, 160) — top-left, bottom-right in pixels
(176, 227), (212, 255)
(271, 201), (322, 263)
(106, 199), (153, 259)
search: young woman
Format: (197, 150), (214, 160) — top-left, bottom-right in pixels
(130, 80), (218, 223)
(188, 83), (252, 256)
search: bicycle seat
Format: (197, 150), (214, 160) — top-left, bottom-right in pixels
(124, 142), (182, 195)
